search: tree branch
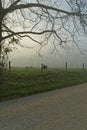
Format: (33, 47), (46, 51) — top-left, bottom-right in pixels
(9, 0), (21, 8)
(2, 30), (64, 45)
(6, 3), (84, 17)
(2, 30), (55, 40)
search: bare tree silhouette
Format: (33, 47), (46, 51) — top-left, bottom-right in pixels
(0, 0), (87, 68)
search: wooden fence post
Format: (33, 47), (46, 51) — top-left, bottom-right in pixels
(9, 61), (11, 73)
(65, 61), (67, 71)
(82, 63), (84, 71)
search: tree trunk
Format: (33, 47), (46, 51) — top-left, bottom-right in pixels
(0, 1), (7, 63)
(0, 1), (3, 81)
(0, 1), (3, 62)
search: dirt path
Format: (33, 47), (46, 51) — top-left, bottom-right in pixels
(0, 83), (87, 130)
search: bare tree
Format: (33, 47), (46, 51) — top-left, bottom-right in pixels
(0, 0), (87, 67)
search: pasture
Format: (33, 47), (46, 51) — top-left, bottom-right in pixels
(0, 67), (87, 102)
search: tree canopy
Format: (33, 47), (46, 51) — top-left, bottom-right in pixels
(0, 0), (87, 65)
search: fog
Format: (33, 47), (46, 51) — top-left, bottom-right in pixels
(9, 37), (87, 69)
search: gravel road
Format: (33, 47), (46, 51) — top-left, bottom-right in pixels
(0, 83), (87, 130)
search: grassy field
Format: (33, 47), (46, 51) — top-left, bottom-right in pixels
(0, 67), (87, 101)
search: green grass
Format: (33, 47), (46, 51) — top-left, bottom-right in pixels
(0, 68), (87, 101)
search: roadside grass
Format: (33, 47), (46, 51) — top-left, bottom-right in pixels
(0, 68), (87, 101)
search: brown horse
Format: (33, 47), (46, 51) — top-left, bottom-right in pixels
(41, 64), (48, 72)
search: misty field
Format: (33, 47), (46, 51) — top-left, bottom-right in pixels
(0, 68), (87, 101)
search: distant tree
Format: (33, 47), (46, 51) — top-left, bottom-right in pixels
(0, 0), (87, 67)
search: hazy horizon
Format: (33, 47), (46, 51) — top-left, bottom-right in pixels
(9, 39), (87, 69)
